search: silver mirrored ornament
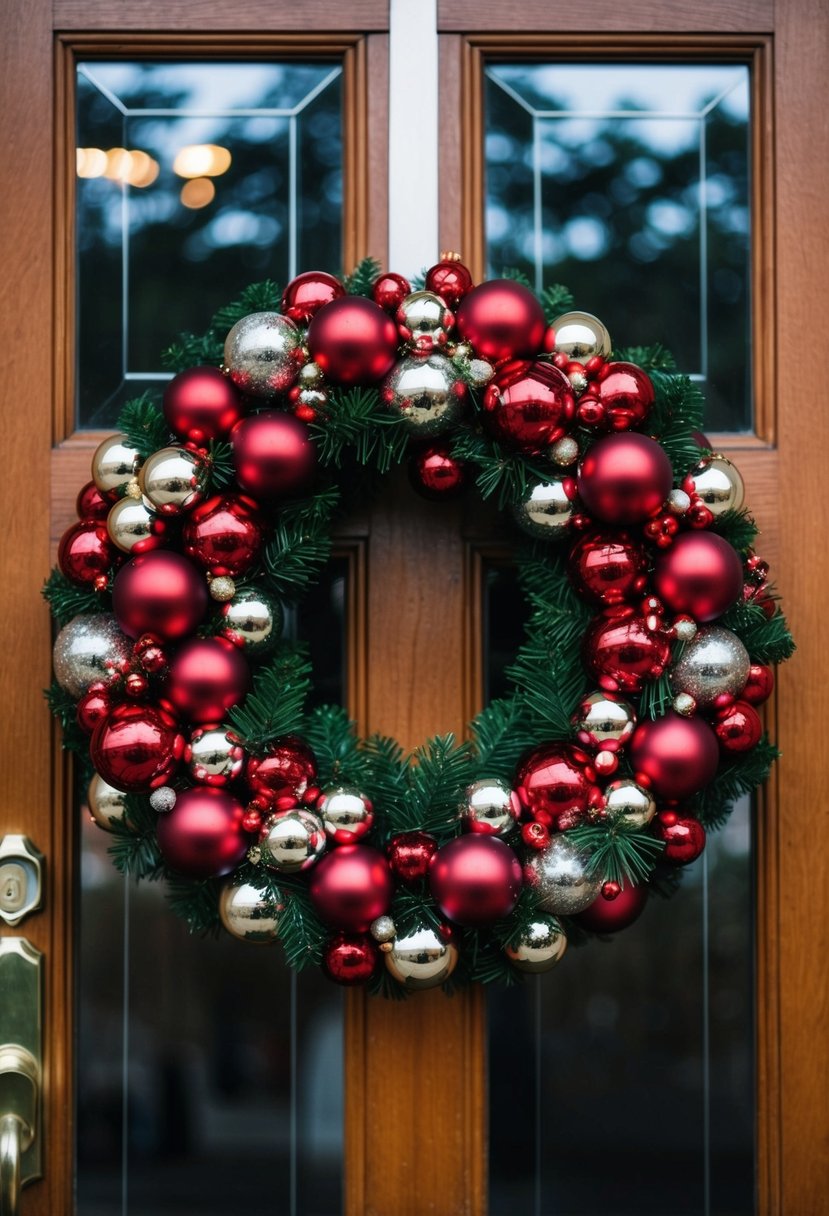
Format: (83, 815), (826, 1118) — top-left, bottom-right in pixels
(573, 691), (636, 751)
(52, 613), (133, 698)
(186, 726), (245, 786)
(219, 880), (283, 943)
(87, 772), (129, 831)
(318, 786), (374, 843)
(106, 496), (164, 554)
(385, 925), (459, 991)
(689, 455), (745, 516)
(259, 809), (326, 874)
(525, 835), (602, 915)
(670, 625), (750, 708)
(603, 779), (656, 828)
(461, 777), (519, 836)
(505, 916), (568, 973)
(224, 311), (301, 396)
(221, 586), (284, 656)
(397, 291), (453, 354)
(139, 446), (208, 515)
(551, 311), (612, 363)
(512, 478), (574, 541)
(91, 433), (141, 497)
(381, 353), (466, 436)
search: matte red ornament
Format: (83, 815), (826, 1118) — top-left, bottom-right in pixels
(386, 831), (438, 884)
(322, 933), (380, 985)
(58, 520), (118, 586)
(577, 433), (673, 525)
(246, 736), (318, 808)
(91, 702), (183, 792)
(281, 270), (345, 324)
(163, 365), (245, 443)
(113, 551), (208, 641)
(595, 362), (655, 431)
(653, 532), (743, 623)
(76, 481), (110, 521)
(156, 786), (248, 878)
(76, 688), (111, 734)
(231, 411), (317, 500)
(584, 612), (672, 693)
(455, 279), (546, 364)
(515, 743), (596, 827)
(654, 810), (707, 864)
(183, 493), (263, 576)
(742, 663), (774, 705)
(482, 360), (575, 452)
(165, 636), (251, 724)
(307, 296), (399, 385)
(714, 701), (763, 752)
(309, 845), (394, 931)
(629, 711), (719, 800)
(429, 835), (522, 927)
(408, 443), (468, 499)
(568, 528), (648, 605)
(424, 259), (474, 308)
(372, 272), (411, 314)
(575, 881), (647, 933)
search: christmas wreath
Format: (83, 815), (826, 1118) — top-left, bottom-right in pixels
(46, 256), (794, 996)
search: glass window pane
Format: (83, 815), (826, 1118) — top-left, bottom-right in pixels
(484, 64), (751, 432)
(76, 61), (343, 429)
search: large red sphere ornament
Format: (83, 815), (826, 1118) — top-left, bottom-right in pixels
(424, 258), (474, 308)
(281, 271), (345, 324)
(183, 494), (263, 577)
(653, 532), (743, 623)
(455, 279), (546, 363)
(322, 933), (380, 985)
(482, 360), (575, 452)
(156, 787), (248, 879)
(91, 702), (183, 792)
(569, 529), (648, 605)
(629, 711), (719, 800)
(654, 811), (706, 865)
(59, 520), (118, 586)
(231, 411), (317, 500)
(408, 443), (468, 499)
(307, 296), (399, 385)
(585, 612), (672, 693)
(429, 835), (522, 926)
(515, 744), (596, 828)
(166, 637), (251, 725)
(594, 362), (655, 431)
(575, 881), (648, 933)
(76, 481), (110, 522)
(309, 845), (394, 931)
(113, 551), (208, 640)
(247, 737), (318, 809)
(162, 366), (244, 443)
(577, 433), (673, 524)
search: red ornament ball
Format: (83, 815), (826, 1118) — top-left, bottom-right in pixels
(113, 551), (208, 641)
(165, 637), (251, 725)
(307, 296), (399, 385)
(281, 270), (344, 324)
(585, 611), (672, 693)
(629, 711), (719, 800)
(231, 411), (317, 500)
(568, 529), (648, 605)
(59, 520), (118, 586)
(386, 831), (438, 884)
(577, 433), (673, 525)
(322, 933), (380, 985)
(163, 365), (245, 443)
(482, 360), (575, 452)
(372, 272), (411, 314)
(408, 443), (468, 500)
(183, 494), (263, 577)
(76, 480), (110, 521)
(309, 844), (394, 932)
(715, 700), (763, 752)
(654, 810), (706, 865)
(429, 835), (522, 927)
(515, 744), (596, 828)
(247, 736), (318, 810)
(595, 362), (655, 431)
(575, 881), (648, 933)
(76, 687), (111, 734)
(91, 702), (183, 792)
(156, 787), (248, 879)
(455, 279), (546, 363)
(424, 259), (474, 308)
(742, 663), (775, 705)
(653, 532), (744, 623)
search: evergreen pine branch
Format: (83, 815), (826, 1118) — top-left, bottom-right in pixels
(489, 885), (554, 950)
(646, 371), (706, 476)
(470, 695), (535, 778)
(392, 735), (474, 839)
(42, 568), (110, 627)
(640, 642), (684, 721)
(117, 393), (171, 458)
(161, 333), (224, 372)
(261, 516), (333, 598)
(107, 795), (164, 880)
(456, 928), (521, 988)
(166, 876), (222, 935)
(541, 284), (575, 324)
(449, 428), (553, 509)
(225, 643), (312, 754)
(566, 823), (665, 885)
(409, 269), (427, 291)
(303, 704), (362, 784)
(344, 258), (382, 297)
(206, 439), (236, 491)
(44, 681), (89, 754)
(390, 887), (443, 938)
(309, 388), (409, 473)
(500, 266), (532, 287)
(710, 508), (758, 555)
(615, 343), (677, 371)
(277, 484), (341, 528)
(210, 280), (283, 335)
(718, 599), (795, 664)
(275, 878), (328, 970)
(693, 734), (779, 828)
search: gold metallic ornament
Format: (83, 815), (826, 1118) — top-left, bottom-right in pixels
(689, 455), (745, 517)
(221, 587), (284, 655)
(505, 916), (567, 973)
(381, 353), (466, 436)
(385, 925), (459, 991)
(317, 786), (374, 843)
(603, 779), (656, 828)
(461, 777), (519, 836)
(91, 433), (141, 497)
(551, 436), (579, 467)
(511, 478), (574, 541)
(219, 880), (283, 943)
(574, 691), (637, 751)
(397, 291), (453, 355)
(259, 810), (326, 874)
(551, 311), (612, 363)
(186, 726), (245, 786)
(224, 311), (302, 396)
(673, 693), (697, 716)
(138, 446), (208, 515)
(106, 496), (163, 554)
(670, 626), (750, 708)
(298, 360), (324, 387)
(52, 613), (133, 697)
(525, 835), (602, 916)
(209, 575), (236, 602)
(87, 772), (129, 831)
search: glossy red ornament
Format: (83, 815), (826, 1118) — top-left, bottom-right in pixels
(742, 663), (774, 705)
(281, 270), (344, 324)
(322, 933), (380, 985)
(654, 810), (707, 864)
(307, 296), (399, 385)
(568, 529), (648, 605)
(653, 532), (743, 623)
(575, 881), (647, 933)
(183, 493), (263, 577)
(113, 551), (208, 641)
(162, 365), (245, 443)
(714, 700), (763, 752)
(455, 279), (546, 363)
(58, 520), (117, 586)
(231, 411), (317, 500)
(156, 787), (248, 878)
(76, 480), (110, 521)
(165, 637), (251, 724)
(629, 711), (719, 800)
(521, 821), (550, 850)
(515, 744), (596, 827)
(91, 702), (183, 792)
(309, 845), (394, 931)
(386, 831), (438, 884)
(246, 736), (318, 809)
(76, 687), (111, 734)
(372, 272), (411, 314)
(595, 362), (655, 431)
(424, 259), (474, 308)
(430, 835), (522, 927)
(577, 433), (673, 525)
(482, 360), (575, 452)
(585, 612), (672, 693)
(408, 443), (468, 499)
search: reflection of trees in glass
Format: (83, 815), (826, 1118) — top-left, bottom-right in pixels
(485, 74), (750, 431)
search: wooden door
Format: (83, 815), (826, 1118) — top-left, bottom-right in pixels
(1, 1), (828, 1213)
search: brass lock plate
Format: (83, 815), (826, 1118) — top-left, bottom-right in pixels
(0, 837), (43, 927)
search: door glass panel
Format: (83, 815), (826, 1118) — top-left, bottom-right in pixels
(77, 559), (348, 1216)
(484, 64), (751, 432)
(484, 565), (754, 1216)
(76, 60), (343, 428)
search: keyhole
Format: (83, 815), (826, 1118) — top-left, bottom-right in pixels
(0, 863), (26, 912)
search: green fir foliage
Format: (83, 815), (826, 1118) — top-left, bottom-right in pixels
(719, 599), (795, 665)
(344, 257), (382, 297)
(500, 266), (533, 287)
(261, 515), (332, 598)
(167, 877), (222, 935)
(567, 822), (666, 886)
(275, 879), (328, 970)
(309, 387), (409, 473)
(226, 644), (312, 753)
(615, 343), (677, 371)
(693, 734), (779, 828)
(394, 735), (475, 840)
(117, 393), (172, 458)
(647, 371), (706, 477)
(44, 681), (89, 755)
(711, 508), (759, 555)
(161, 331), (224, 372)
(206, 439), (236, 491)
(541, 284), (575, 323)
(640, 643), (684, 721)
(42, 568), (110, 627)
(107, 795), (164, 880)
(449, 428), (553, 509)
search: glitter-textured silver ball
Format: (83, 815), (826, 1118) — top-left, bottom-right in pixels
(568, 369), (589, 396)
(461, 777), (519, 837)
(525, 835), (602, 916)
(397, 291), (453, 355)
(149, 786), (177, 813)
(209, 576), (236, 602)
(219, 880), (283, 943)
(139, 446), (208, 515)
(467, 358), (495, 386)
(370, 914), (396, 943)
(91, 433), (141, 497)
(87, 773), (129, 831)
(603, 779), (656, 828)
(52, 613), (133, 698)
(511, 478), (574, 541)
(573, 691), (637, 751)
(317, 786), (374, 843)
(668, 488), (691, 514)
(260, 810), (326, 874)
(689, 455), (745, 516)
(551, 311), (612, 363)
(186, 727), (245, 786)
(670, 626), (750, 709)
(221, 586), (284, 655)
(224, 311), (302, 396)
(381, 352), (466, 436)
(106, 496), (162, 554)
(673, 617), (698, 643)
(298, 360), (324, 387)
(385, 925), (459, 991)
(505, 916), (568, 973)
(551, 436), (579, 467)
(673, 692), (697, 716)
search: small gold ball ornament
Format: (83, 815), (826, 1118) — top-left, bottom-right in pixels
(512, 479), (574, 541)
(385, 925), (459, 991)
(551, 311), (612, 363)
(689, 455), (745, 517)
(106, 496), (164, 554)
(209, 575), (237, 602)
(505, 916), (568, 973)
(259, 810), (326, 874)
(603, 779), (656, 828)
(551, 436), (580, 467)
(91, 433), (141, 497)
(87, 772), (130, 831)
(460, 777), (519, 836)
(139, 446), (208, 515)
(673, 692), (697, 716)
(397, 291), (453, 355)
(220, 587), (284, 655)
(381, 353), (466, 436)
(573, 691), (637, 751)
(219, 880), (283, 943)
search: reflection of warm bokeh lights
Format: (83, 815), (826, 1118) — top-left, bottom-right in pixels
(180, 177), (216, 209)
(76, 147), (159, 187)
(173, 144), (232, 179)
(125, 150), (160, 188)
(76, 147), (108, 178)
(104, 147), (133, 181)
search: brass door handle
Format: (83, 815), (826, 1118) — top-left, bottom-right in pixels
(0, 1046), (38, 1216)
(0, 940), (42, 1215)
